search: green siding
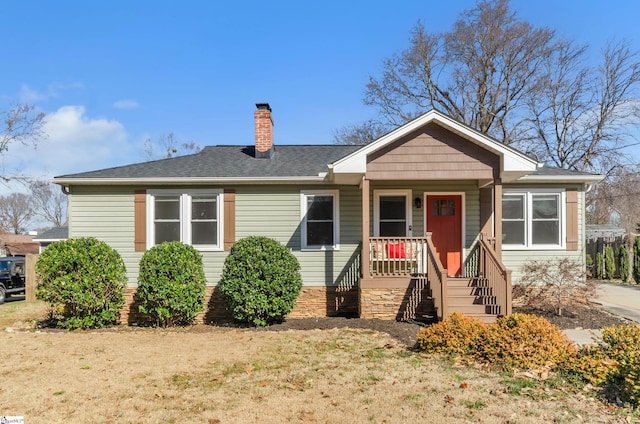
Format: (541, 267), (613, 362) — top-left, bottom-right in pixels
(236, 186), (361, 287)
(69, 186), (140, 284)
(69, 185), (361, 288)
(67, 181), (587, 288)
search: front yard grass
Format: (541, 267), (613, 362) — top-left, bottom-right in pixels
(0, 301), (636, 423)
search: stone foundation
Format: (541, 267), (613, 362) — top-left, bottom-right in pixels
(120, 285), (358, 325)
(359, 288), (409, 320)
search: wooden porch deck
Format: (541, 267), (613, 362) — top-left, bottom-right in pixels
(359, 234), (511, 323)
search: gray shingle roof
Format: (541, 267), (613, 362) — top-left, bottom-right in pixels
(34, 226), (68, 241)
(529, 166), (594, 177)
(55, 145), (361, 180)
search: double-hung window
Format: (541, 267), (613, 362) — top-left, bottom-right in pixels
(502, 190), (565, 249)
(148, 189), (223, 250)
(300, 190), (339, 250)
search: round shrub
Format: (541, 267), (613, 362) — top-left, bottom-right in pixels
(481, 313), (576, 371)
(415, 312), (490, 355)
(35, 237), (127, 329)
(136, 241), (206, 327)
(220, 236), (302, 326)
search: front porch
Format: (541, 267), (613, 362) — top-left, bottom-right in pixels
(358, 234), (512, 323)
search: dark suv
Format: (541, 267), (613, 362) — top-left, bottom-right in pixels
(0, 256), (26, 304)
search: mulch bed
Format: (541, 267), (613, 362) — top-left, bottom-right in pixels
(257, 303), (632, 348)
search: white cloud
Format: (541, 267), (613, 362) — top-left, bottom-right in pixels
(19, 84), (47, 103)
(113, 99), (140, 110)
(18, 82), (84, 103)
(0, 105), (134, 183)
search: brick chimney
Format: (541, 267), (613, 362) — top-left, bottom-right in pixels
(254, 103), (274, 158)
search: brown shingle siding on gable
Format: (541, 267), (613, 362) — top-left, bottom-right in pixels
(366, 123), (500, 180)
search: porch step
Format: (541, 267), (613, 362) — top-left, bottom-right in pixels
(445, 313), (498, 324)
(445, 304), (489, 315)
(447, 295), (491, 306)
(446, 277), (474, 287)
(448, 286), (493, 297)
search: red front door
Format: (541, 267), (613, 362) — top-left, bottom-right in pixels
(426, 195), (462, 276)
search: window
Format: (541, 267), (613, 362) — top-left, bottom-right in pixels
(301, 190), (339, 250)
(373, 190), (411, 237)
(502, 190), (564, 249)
(147, 190), (223, 250)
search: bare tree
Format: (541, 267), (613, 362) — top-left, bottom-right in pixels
(144, 132), (201, 160)
(338, 0), (640, 181)
(586, 167), (640, 229)
(29, 180), (67, 227)
(333, 119), (389, 145)
(0, 193), (34, 234)
(525, 40), (640, 175)
(1, 104), (46, 180)
(358, 0), (555, 145)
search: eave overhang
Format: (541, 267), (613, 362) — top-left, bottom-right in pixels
(52, 175), (332, 187)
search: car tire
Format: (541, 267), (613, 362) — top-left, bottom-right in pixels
(0, 287), (5, 305)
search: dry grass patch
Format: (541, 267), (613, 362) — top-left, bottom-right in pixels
(0, 301), (636, 423)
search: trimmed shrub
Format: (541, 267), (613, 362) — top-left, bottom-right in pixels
(604, 246), (616, 280)
(220, 236), (302, 326)
(136, 241), (206, 327)
(415, 313), (575, 372)
(415, 312), (489, 355)
(35, 237), (127, 329)
(571, 324), (640, 405)
(619, 245), (630, 283)
(572, 346), (618, 386)
(480, 313), (576, 371)
(634, 237), (640, 284)
(595, 252), (604, 280)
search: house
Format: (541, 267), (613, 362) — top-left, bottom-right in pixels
(32, 226), (69, 253)
(0, 234), (39, 257)
(52, 104), (603, 324)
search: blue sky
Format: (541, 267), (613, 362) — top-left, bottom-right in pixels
(1, 0), (639, 185)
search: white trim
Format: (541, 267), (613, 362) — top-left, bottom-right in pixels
(300, 189), (340, 251)
(146, 188), (224, 251)
(516, 173), (604, 183)
(502, 188), (566, 250)
(53, 176), (329, 186)
(423, 192), (466, 268)
(373, 189), (412, 237)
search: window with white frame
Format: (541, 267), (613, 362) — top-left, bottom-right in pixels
(502, 190), (564, 249)
(148, 190), (223, 250)
(300, 190), (339, 250)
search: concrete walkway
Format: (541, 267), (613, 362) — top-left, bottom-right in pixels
(563, 282), (640, 346)
(595, 282), (640, 323)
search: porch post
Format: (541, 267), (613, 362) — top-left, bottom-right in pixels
(361, 177), (370, 278)
(494, 178), (502, 260)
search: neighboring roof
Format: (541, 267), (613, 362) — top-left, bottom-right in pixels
(0, 234), (33, 244)
(586, 224), (627, 241)
(33, 226), (68, 242)
(0, 234), (38, 256)
(2, 242), (39, 256)
(53, 145), (361, 185)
